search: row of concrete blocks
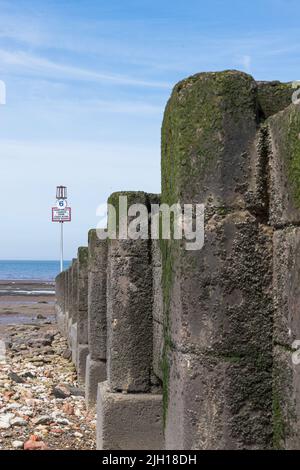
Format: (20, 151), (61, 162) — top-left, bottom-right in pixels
(55, 71), (300, 449)
(55, 210), (165, 450)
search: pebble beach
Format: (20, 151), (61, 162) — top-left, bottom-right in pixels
(0, 281), (96, 450)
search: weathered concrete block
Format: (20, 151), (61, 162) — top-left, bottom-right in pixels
(71, 259), (78, 323)
(162, 71), (265, 213)
(273, 227), (300, 346)
(78, 247), (88, 311)
(96, 381), (164, 450)
(55, 271), (65, 336)
(152, 266), (163, 325)
(169, 212), (273, 355)
(257, 81), (293, 119)
(67, 266), (72, 321)
(273, 345), (300, 449)
(162, 214), (273, 448)
(106, 192), (153, 392)
(85, 354), (107, 408)
(70, 322), (78, 366)
(63, 269), (69, 331)
(268, 104), (300, 226)
(77, 344), (89, 385)
(272, 227), (300, 449)
(153, 320), (163, 381)
(166, 349), (272, 450)
(88, 230), (107, 361)
(77, 247), (88, 345)
(107, 242), (153, 392)
(161, 72), (275, 449)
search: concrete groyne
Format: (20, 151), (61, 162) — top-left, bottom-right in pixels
(56, 70), (300, 449)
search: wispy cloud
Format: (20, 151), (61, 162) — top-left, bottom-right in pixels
(0, 49), (171, 89)
(239, 55), (252, 72)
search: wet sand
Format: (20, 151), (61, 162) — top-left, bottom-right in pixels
(0, 281), (55, 329)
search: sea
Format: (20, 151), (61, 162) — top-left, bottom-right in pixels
(0, 260), (71, 281)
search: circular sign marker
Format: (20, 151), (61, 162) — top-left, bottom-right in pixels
(57, 199), (67, 209)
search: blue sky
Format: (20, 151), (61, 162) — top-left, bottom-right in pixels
(0, 0), (299, 260)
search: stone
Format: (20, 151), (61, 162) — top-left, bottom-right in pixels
(8, 371), (25, 384)
(37, 314), (46, 320)
(33, 415), (52, 425)
(62, 349), (72, 360)
(12, 440), (24, 449)
(0, 413), (14, 429)
(52, 384), (70, 399)
(96, 381), (164, 450)
(10, 417), (27, 427)
(24, 438), (48, 451)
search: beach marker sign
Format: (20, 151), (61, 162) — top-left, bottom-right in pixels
(52, 186), (71, 272)
(57, 198), (67, 209)
(52, 207), (71, 222)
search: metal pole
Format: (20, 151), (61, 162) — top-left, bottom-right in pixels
(60, 221), (64, 272)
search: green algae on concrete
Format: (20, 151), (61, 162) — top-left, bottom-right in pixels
(257, 81), (293, 119)
(268, 104), (300, 225)
(161, 70), (259, 210)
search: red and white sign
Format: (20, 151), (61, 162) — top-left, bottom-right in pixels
(52, 207), (71, 222)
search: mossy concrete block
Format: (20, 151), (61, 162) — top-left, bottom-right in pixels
(268, 104), (300, 225)
(71, 259), (78, 323)
(161, 70), (264, 212)
(96, 381), (164, 450)
(85, 354), (107, 408)
(77, 246), (88, 312)
(257, 81), (293, 119)
(153, 320), (163, 381)
(166, 349), (272, 450)
(107, 251), (153, 392)
(273, 228), (300, 346)
(88, 230), (107, 361)
(273, 345), (300, 449)
(77, 247), (88, 345)
(153, 266), (163, 324)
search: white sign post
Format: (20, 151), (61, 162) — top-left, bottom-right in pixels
(52, 186), (71, 272)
